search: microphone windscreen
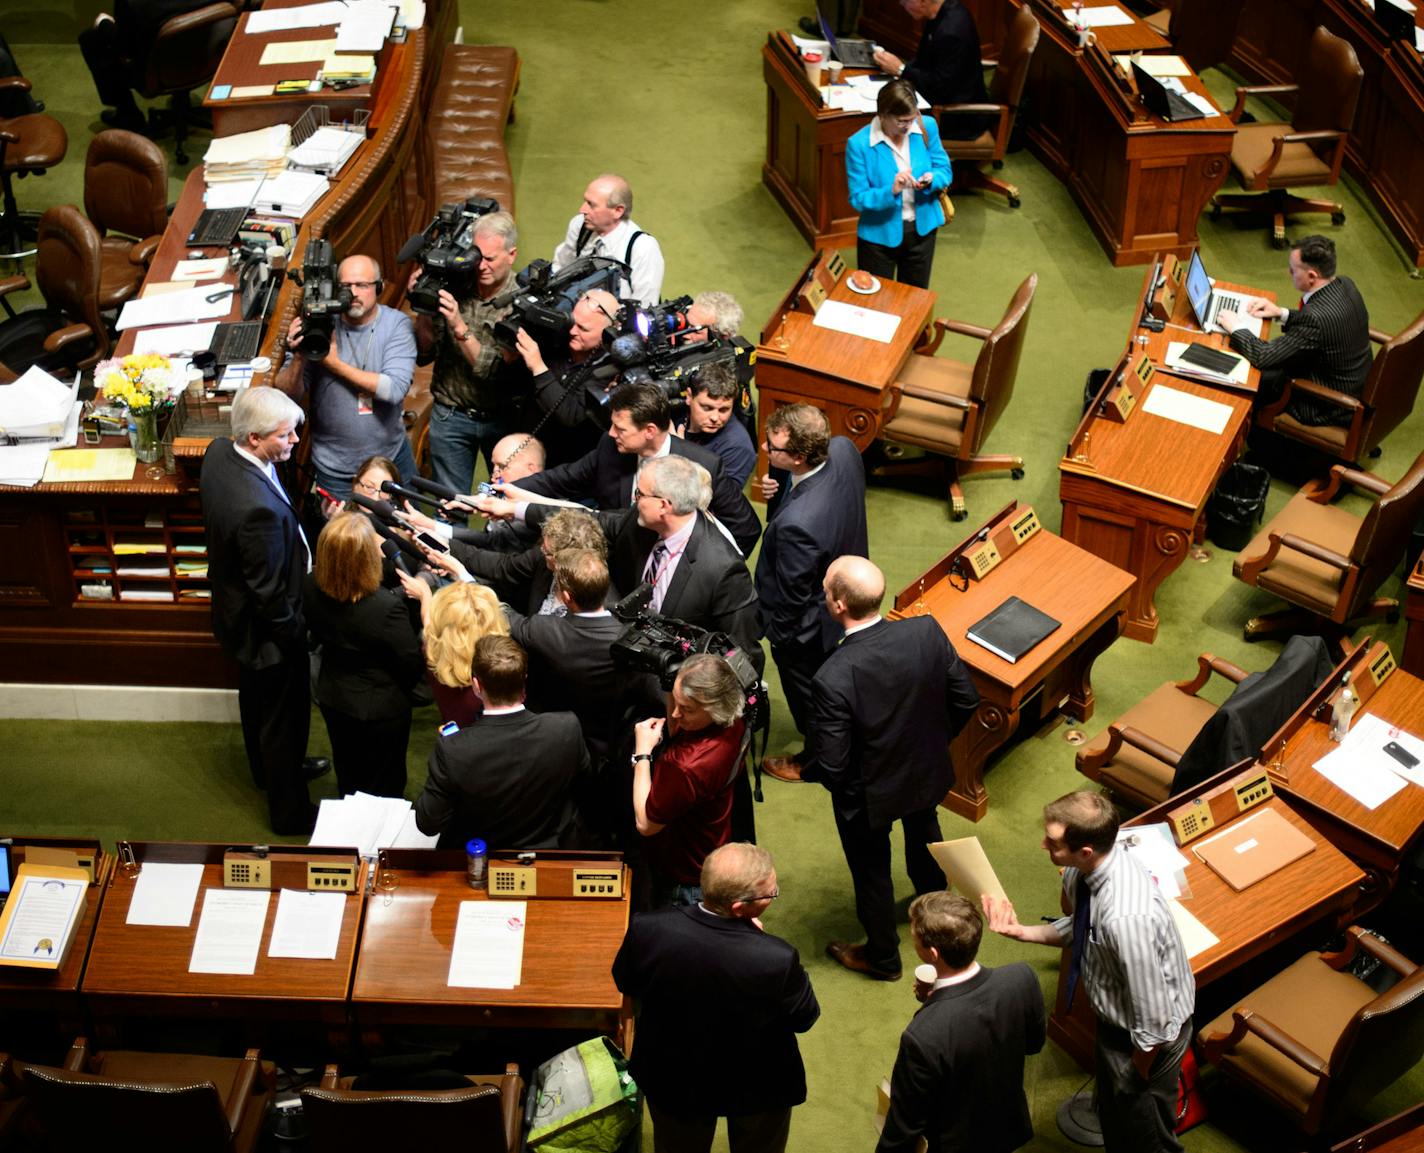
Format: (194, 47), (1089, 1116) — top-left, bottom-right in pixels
(409, 475), (460, 500)
(350, 492), (398, 523)
(396, 232), (428, 265)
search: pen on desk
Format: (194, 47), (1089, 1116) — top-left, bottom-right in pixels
(206, 287), (237, 303)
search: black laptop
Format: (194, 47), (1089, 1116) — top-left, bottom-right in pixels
(1132, 62), (1208, 122)
(817, 3), (878, 68)
(1375, 0), (1417, 45)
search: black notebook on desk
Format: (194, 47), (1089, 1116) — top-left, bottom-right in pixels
(966, 596), (1060, 663)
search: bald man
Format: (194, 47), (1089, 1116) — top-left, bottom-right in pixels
(551, 174), (666, 305)
(804, 556), (979, 981)
(275, 253), (417, 500)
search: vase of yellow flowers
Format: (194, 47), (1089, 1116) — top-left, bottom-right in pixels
(95, 354), (177, 464)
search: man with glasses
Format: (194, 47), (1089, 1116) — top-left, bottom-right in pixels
(514, 287), (619, 464)
(276, 254), (417, 502)
(613, 842), (820, 1153)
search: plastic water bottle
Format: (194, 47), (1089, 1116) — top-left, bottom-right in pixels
(1330, 672), (1357, 742)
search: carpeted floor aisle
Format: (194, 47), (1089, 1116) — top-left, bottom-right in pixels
(3, 1), (1424, 1149)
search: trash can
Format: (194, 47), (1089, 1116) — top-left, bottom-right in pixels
(1082, 368), (1111, 414)
(1207, 462), (1271, 552)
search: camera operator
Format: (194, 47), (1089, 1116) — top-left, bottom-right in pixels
(275, 253), (417, 501)
(677, 360), (756, 490)
(686, 290), (745, 343)
(513, 287), (619, 465)
(410, 210), (526, 493)
(552, 174), (665, 306)
(632, 652), (747, 907)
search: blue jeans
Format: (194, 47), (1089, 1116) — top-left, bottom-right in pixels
(428, 403), (508, 494)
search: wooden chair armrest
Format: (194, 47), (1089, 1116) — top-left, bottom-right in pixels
(1116, 725), (1184, 768)
(1368, 327), (1390, 345)
(0, 129), (15, 146)
(1335, 465), (1391, 497)
(1227, 84), (1295, 122)
(1277, 129), (1346, 146)
(224, 1050), (261, 1138)
(1238, 532), (1286, 582)
(130, 236), (162, 266)
(160, 1), (240, 37)
(0, 76), (32, 94)
(62, 1038), (90, 1073)
(1285, 378), (1363, 413)
(1276, 532), (1352, 571)
(898, 381), (973, 409)
(936, 101), (1006, 117)
(1207, 1009), (1330, 1076)
(1178, 652), (1250, 694)
(43, 324), (95, 357)
(1324, 926), (1421, 977)
(934, 317), (992, 341)
(1079, 724), (1125, 773)
(0, 274), (29, 297)
(319, 1064), (339, 1090)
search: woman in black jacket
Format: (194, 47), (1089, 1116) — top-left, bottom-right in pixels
(305, 511), (425, 797)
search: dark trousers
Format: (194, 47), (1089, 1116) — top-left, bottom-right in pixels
(320, 705), (412, 799)
(647, 1099), (793, 1153)
(77, 19), (135, 111)
(238, 653), (313, 834)
(832, 802), (943, 972)
(769, 639), (829, 744)
(1095, 1020), (1191, 1153)
(857, 227), (937, 290)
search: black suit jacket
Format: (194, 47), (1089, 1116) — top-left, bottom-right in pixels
(877, 964), (1046, 1153)
(303, 580), (425, 720)
(612, 904), (820, 1116)
(450, 535), (555, 617)
(906, 1), (992, 138)
(415, 708), (588, 850)
(200, 438), (307, 670)
(519, 433), (762, 556)
(755, 437), (868, 652)
(804, 616), (978, 828)
(1229, 275), (1372, 426)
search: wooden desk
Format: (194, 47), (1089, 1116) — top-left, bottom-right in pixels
(1023, 0), (1236, 265)
(889, 502), (1135, 820)
(762, 32), (877, 249)
(1266, 651), (1424, 898)
(1404, 555), (1424, 677)
(0, 838), (110, 1056)
(81, 843), (366, 1043)
(1047, 791), (1364, 1068)
(755, 252), (935, 481)
(351, 851), (630, 1043)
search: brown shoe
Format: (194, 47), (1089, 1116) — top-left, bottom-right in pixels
(762, 756), (806, 783)
(826, 940), (902, 981)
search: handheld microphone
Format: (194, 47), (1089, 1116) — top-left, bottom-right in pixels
(379, 479), (450, 516)
(349, 492), (400, 524)
(407, 475), (466, 502)
(370, 518), (426, 565)
(380, 536), (415, 576)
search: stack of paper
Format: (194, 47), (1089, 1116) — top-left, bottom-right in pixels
(116, 286), (235, 331)
(334, 1), (397, 51)
(245, 0), (346, 33)
(204, 125), (291, 184)
(0, 364), (79, 439)
(309, 792), (438, 858)
(323, 52), (377, 83)
(254, 170), (329, 219)
(287, 125), (364, 177)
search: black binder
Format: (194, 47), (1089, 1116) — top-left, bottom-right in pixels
(966, 596), (1060, 663)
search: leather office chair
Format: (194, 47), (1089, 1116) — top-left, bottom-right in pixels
(0, 205), (108, 373)
(1200, 926), (1424, 1139)
(1256, 308), (1424, 469)
(1211, 27), (1363, 249)
(1233, 451), (1424, 641)
(301, 1062), (524, 1153)
(935, 7), (1038, 208)
(875, 273), (1035, 520)
(84, 130), (168, 314)
(126, 3), (240, 165)
(1143, 0), (1241, 73)
(1076, 635), (1334, 810)
(18, 1037), (274, 1153)
(0, 76), (66, 261)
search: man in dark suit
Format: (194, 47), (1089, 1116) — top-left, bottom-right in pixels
(414, 635), (588, 850)
(1218, 234), (1372, 427)
(871, 0), (993, 139)
(78, 0), (209, 131)
(877, 893), (1045, 1153)
(200, 387), (316, 835)
(447, 506), (606, 618)
(512, 380), (762, 556)
(613, 843), (820, 1153)
(805, 556), (979, 981)
(754, 404), (868, 781)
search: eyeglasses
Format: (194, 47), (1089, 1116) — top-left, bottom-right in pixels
(339, 280), (377, 291)
(743, 888), (779, 902)
(632, 487), (663, 502)
(352, 478), (382, 495)
(763, 441), (794, 457)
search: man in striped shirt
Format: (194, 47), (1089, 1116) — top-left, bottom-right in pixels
(983, 790), (1194, 1152)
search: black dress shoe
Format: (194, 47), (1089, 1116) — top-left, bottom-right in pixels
(303, 756), (332, 781)
(826, 940), (903, 981)
(798, 16), (822, 35)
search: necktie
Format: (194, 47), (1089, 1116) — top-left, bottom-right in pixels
(1065, 874), (1091, 1011)
(644, 542), (669, 610)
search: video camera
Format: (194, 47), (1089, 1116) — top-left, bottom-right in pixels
(286, 239), (352, 361)
(610, 584), (768, 734)
(490, 254), (629, 359)
(398, 196), (501, 315)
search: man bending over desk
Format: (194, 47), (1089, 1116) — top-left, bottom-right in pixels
(1217, 234), (1371, 428)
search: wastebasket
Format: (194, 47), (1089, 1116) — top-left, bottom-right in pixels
(1082, 368), (1111, 414)
(1207, 462), (1271, 552)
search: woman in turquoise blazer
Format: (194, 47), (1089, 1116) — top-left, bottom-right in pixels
(845, 78), (952, 289)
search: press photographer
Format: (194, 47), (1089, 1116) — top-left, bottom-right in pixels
(406, 208), (527, 493)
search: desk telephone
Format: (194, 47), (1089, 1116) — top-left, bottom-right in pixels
(1165, 769), (1275, 846)
(951, 507), (1041, 586)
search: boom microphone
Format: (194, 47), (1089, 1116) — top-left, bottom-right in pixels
(349, 492), (399, 524)
(379, 479), (449, 516)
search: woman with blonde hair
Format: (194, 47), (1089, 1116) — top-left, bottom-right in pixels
(403, 578), (509, 726)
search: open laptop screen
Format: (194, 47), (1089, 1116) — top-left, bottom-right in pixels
(0, 844), (11, 900)
(816, 2), (842, 60)
(1185, 249), (1214, 330)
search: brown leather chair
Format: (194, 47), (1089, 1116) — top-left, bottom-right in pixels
(126, 3), (240, 164)
(301, 1062), (524, 1153)
(875, 274), (1036, 520)
(0, 76), (66, 260)
(1211, 27), (1363, 248)
(1233, 451), (1424, 641)
(18, 1037), (274, 1153)
(1200, 927), (1424, 1138)
(1256, 308), (1424, 468)
(0, 205), (108, 372)
(84, 130), (168, 314)
(1144, 0), (1242, 73)
(935, 7), (1038, 208)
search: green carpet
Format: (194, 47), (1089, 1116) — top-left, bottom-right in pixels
(4, 1), (1424, 1149)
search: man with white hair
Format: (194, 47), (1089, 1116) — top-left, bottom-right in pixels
(552, 173), (665, 305)
(200, 387), (318, 835)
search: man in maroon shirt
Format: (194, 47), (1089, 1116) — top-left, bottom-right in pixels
(632, 653), (748, 906)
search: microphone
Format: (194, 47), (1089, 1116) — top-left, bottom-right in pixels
(370, 518), (426, 566)
(380, 536), (415, 576)
(379, 479), (449, 516)
(407, 475), (463, 501)
(349, 492), (400, 525)
(396, 231), (428, 265)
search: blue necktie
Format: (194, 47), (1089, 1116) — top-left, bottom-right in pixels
(1065, 874), (1091, 1011)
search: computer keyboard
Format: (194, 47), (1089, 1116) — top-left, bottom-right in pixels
(210, 321), (262, 365)
(1179, 343), (1242, 376)
(187, 207), (248, 247)
(1214, 292), (1243, 316)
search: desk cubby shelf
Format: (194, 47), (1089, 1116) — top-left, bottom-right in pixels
(64, 504), (209, 606)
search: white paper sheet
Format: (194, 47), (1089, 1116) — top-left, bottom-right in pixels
(1076, 5), (1135, 27)
(0, 443), (52, 487)
(813, 299), (901, 343)
(267, 889), (345, 959)
(1317, 712), (1424, 791)
(132, 322), (219, 357)
(244, 1), (347, 33)
(1141, 384), (1233, 434)
(334, 1), (397, 51)
(1119, 822), (1191, 899)
(1167, 899), (1218, 959)
(1313, 713), (1411, 809)
(448, 900), (526, 989)
(259, 38), (338, 67)
(126, 861), (204, 926)
(189, 888), (270, 974)
(116, 287), (235, 331)
(310, 792), (434, 858)
(173, 257), (231, 281)
(0, 364), (77, 438)
(204, 178), (262, 210)
(1115, 54), (1190, 77)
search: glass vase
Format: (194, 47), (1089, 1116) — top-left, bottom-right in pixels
(131, 407), (161, 464)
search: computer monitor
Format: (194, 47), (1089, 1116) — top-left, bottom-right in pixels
(1376, 0), (1416, 44)
(1184, 249), (1215, 330)
(0, 843), (11, 902)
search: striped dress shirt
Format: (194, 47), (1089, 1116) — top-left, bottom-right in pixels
(1053, 845), (1194, 1051)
